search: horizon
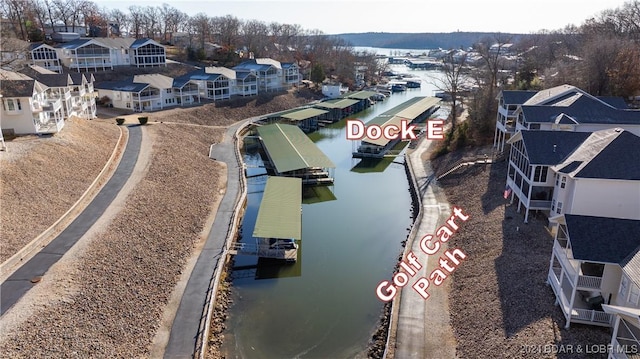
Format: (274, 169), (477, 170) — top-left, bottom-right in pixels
(97, 0), (630, 35)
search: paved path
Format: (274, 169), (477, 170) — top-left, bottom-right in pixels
(164, 122), (244, 358)
(393, 139), (456, 359)
(0, 125), (142, 316)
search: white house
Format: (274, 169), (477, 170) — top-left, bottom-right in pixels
(548, 128), (640, 222)
(506, 128), (640, 223)
(494, 85), (640, 153)
(505, 130), (590, 223)
(322, 83), (349, 99)
(602, 252), (640, 358)
(97, 74), (201, 112)
(0, 70), (64, 135)
(29, 43), (62, 73)
(547, 214), (640, 329)
(54, 37), (166, 72)
(233, 58), (300, 92)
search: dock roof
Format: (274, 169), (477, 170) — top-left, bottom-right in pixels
(344, 90), (378, 100)
(253, 176), (302, 240)
(280, 108), (328, 121)
(315, 98), (359, 109)
(362, 96), (441, 146)
(257, 123), (335, 174)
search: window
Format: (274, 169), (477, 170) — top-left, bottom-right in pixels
(166, 89), (172, 94)
(126, 102), (131, 108)
(631, 285), (640, 305)
(556, 202), (562, 214)
(552, 199), (556, 211)
(4, 98), (21, 112)
(620, 276), (629, 299)
(561, 176), (566, 189)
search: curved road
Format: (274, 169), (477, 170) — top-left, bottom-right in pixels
(0, 125), (142, 316)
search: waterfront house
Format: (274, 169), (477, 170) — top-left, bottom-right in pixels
(506, 128), (640, 223)
(96, 80), (161, 112)
(548, 128), (640, 222)
(505, 130), (589, 222)
(493, 89), (537, 152)
(233, 70), (259, 97)
(547, 214), (640, 329)
(29, 43), (62, 73)
(602, 252), (640, 358)
(97, 74), (201, 112)
(233, 58), (300, 92)
(493, 85), (640, 153)
(54, 37), (165, 72)
(0, 70), (64, 135)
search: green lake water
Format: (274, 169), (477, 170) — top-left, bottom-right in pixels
(223, 69), (444, 358)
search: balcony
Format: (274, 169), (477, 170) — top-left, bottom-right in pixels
(34, 117), (64, 134)
(529, 199), (552, 210)
(552, 240), (604, 291)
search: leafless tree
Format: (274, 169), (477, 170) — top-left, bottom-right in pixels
(241, 19), (270, 57)
(128, 5), (144, 38)
(108, 8), (128, 36)
(431, 51), (468, 131)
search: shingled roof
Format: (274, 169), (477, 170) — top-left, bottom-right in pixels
(512, 130), (590, 165)
(552, 128), (640, 180)
(566, 214), (640, 264)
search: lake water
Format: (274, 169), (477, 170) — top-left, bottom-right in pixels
(222, 67), (444, 359)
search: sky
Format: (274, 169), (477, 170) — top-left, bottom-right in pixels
(98, 0), (629, 34)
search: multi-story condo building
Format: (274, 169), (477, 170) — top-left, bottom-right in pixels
(0, 70), (64, 135)
(548, 215), (640, 329)
(494, 85), (640, 152)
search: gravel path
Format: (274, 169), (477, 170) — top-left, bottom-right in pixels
(0, 118), (119, 263)
(431, 147), (611, 359)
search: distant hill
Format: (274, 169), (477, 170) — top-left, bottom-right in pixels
(333, 32), (527, 50)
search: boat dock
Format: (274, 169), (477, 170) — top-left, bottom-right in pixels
(352, 96), (441, 159)
(229, 176), (302, 262)
(256, 123), (336, 183)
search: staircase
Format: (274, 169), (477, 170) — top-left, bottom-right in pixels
(436, 154), (492, 181)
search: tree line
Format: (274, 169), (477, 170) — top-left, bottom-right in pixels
(0, 0), (384, 88)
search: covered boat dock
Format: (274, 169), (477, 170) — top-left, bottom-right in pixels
(314, 98), (361, 122)
(277, 107), (330, 132)
(230, 176), (302, 262)
(353, 96), (441, 158)
(256, 123), (335, 184)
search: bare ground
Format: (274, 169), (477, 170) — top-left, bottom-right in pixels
(0, 118), (120, 263)
(431, 146), (611, 359)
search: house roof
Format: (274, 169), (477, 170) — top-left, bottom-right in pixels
(69, 72), (92, 85)
(204, 66), (235, 80)
(130, 38), (161, 49)
(234, 59), (278, 72)
(94, 37), (135, 49)
(0, 79), (37, 97)
(523, 84), (579, 106)
(511, 130), (590, 165)
(598, 96), (629, 109)
(19, 68), (71, 87)
(551, 128), (640, 180)
(133, 74), (174, 89)
(566, 215), (640, 264)
(235, 70), (256, 80)
(95, 80), (148, 92)
(621, 250), (640, 289)
(55, 38), (92, 49)
(256, 58), (281, 69)
(499, 90), (537, 104)
(519, 94), (640, 125)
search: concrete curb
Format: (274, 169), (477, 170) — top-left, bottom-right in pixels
(383, 145), (426, 359)
(0, 125), (127, 283)
(196, 120), (252, 359)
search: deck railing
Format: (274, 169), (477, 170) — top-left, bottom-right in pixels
(572, 308), (612, 326)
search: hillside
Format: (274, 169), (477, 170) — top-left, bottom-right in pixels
(334, 32), (527, 50)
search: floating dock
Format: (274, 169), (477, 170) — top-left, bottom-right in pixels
(229, 176), (302, 262)
(352, 96), (441, 159)
(256, 123), (336, 183)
